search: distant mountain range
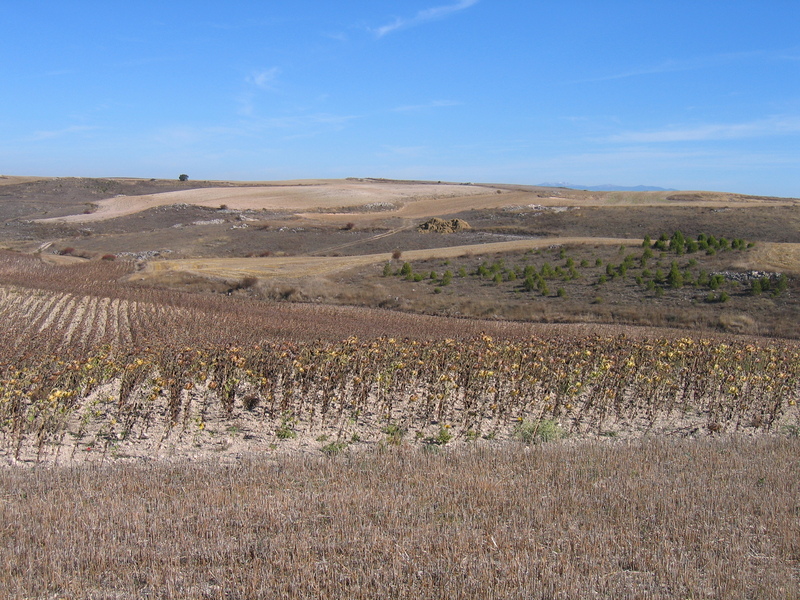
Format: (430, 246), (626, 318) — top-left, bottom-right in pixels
(537, 182), (676, 192)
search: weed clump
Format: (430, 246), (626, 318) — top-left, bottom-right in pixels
(513, 419), (565, 444)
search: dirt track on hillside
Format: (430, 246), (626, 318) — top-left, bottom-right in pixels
(35, 181), (497, 224)
(136, 237), (645, 281)
(33, 179), (798, 227)
(0, 175), (47, 186)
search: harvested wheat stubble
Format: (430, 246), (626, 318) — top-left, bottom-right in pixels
(0, 439), (797, 599)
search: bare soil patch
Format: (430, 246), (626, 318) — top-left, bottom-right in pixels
(0, 176), (798, 340)
(459, 204), (800, 244)
(35, 180), (497, 224)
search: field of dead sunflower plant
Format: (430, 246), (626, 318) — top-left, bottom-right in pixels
(0, 223), (799, 598)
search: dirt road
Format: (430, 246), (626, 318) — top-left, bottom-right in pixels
(136, 237), (646, 281)
(33, 179), (798, 227)
(34, 181), (497, 224)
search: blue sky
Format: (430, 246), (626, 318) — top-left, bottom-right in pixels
(2, 1), (799, 196)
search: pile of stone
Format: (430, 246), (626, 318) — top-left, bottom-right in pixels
(417, 218), (471, 233)
(116, 249), (172, 260)
(712, 270), (781, 283)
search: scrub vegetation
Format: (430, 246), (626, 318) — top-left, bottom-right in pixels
(1, 177), (799, 597)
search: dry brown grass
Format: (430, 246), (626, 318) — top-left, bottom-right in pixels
(34, 180), (498, 224)
(136, 237), (644, 283)
(744, 242), (800, 275)
(1, 439), (798, 599)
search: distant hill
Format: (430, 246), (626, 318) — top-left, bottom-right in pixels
(538, 182), (677, 192)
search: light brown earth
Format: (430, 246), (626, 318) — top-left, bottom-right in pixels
(135, 236), (647, 282)
(26, 177), (800, 280)
(35, 180), (500, 224)
(34, 179), (798, 227)
(743, 242), (800, 274)
(0, 175), (47, 186)
(4, 176), (800, 338)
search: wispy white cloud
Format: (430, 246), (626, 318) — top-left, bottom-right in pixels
(29, 125), (97, 141)
(247, 67), (281, 90)
(372, 0), (478, 38)
(151, 111), (359, 146)
(569, 51), (763, 84)
(237, 92), (257, 118)
(324, 31), (349, 43)
(774, 45), (800, 61)
(42, 69), (76, 77)
(262, 113), (359, 140)
(392, 100), (460, 112)
(608, 116), (800, 143)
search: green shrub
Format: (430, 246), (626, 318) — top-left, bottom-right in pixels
(523, 275), (537, 292)
(705, 291), (729, 303)
(321, 441), (348, 456)
(276, 417), (297, 440)
(513, 419), (564, 444)
(427, 426), (453, 446)
(667, 261), (683, 288)
(774, 274), (789, 296)
(383, 424), (406, 445)
(709, 274), (724, 290)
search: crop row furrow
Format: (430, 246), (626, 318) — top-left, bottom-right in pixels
(88, 297), (110, 347)
(26, 292), (61, 337)
(118, 300), (133, 346)
(63, 296), (90, 347)
(37, 292), (73, 334)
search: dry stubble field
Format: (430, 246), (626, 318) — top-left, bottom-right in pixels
(0, 176), (799, 598)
